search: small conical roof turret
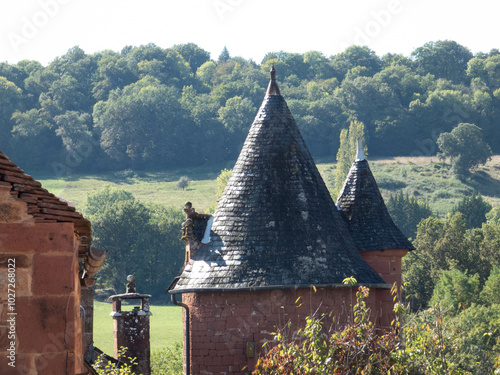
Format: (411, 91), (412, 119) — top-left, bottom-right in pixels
(337, 147), (415, 252)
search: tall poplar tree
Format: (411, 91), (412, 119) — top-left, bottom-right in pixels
(333, 120), (367, 199)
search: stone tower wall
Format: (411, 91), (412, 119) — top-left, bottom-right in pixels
(182, 287), (392, 375)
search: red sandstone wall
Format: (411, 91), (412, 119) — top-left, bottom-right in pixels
(0, 223), (84, 375)
(360, 249), (408, 290)
(182, 287), (391, 375)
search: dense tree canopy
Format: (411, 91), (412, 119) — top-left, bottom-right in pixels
(0, 41), (499, 174)
(84, 187), (184, 301)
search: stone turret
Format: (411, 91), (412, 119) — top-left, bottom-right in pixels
(169, 68), (392, 375)
(337, 139), (414, 301)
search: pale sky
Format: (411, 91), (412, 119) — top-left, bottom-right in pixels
(1, 0), (499, 66)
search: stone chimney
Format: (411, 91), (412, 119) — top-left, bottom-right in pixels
(110, 275), (152, 375)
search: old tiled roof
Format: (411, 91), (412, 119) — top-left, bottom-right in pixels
(336, 156), (415, 252)
(0, 150), (91, 254)
(172, 69), (386, 293)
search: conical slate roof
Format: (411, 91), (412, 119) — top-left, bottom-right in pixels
(336, 142), (415, 252)
(172, 69), (385, 292)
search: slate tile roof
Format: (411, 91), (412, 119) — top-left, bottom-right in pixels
(0, 150), (91, 254)
(172, 69), (386, 292)
(336, 157), (415, 252)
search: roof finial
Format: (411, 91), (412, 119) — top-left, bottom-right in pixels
(266, 64), (281, 96)
(356, 138), (365, 161)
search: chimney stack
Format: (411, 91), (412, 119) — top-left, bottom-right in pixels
(110, 275), (152, 375)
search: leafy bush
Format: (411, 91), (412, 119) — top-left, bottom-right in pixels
(176, 176), (190, 190)
(114, 169), (138, 179)
(402, 304), (469, 374)
(93, 347), (137, 375)
(151, 343), (183, 375)
(429, 268), (481, 312)
(486, 206), (500, 225)
(254, 279), (500, 374)
(480, 266), (500, 305)
(453, 304), (500, 373)
(254, 280), (402, 375)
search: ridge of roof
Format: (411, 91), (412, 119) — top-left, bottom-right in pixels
(173, 71), (386, 292)
(337, 158), (415, 251)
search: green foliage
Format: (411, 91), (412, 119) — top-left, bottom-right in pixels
(437, 123), (493, 179)
(93, 347), (138, 375)
(0, 76), (23, 142)
(218, 96), (256, 135)
(452, 303), (500, 373)
(93, 75), (192, 168)
(2, 41), (500, 173)
(253, 286), (400, 375)
(84, 186), (134, 216)
(480, 266), (500, 305)
(215, 168), (232, 200)
(209, 168), (232, 213)
(176, 176), (190, 190)
(402, 304), (470, 374)
(333, 120), (366, 198)
(10, 108), (58, 170)
(254, 283), (500, 374)
(403, 213), (484, 310)
(151, 342), (183, 375)
(402, 302), (500, 374)
(171, 43), (210, 73)
(486, 206), (500, 224)
(452, 193), (492, 229)
(218, 46), (230, 64)
(84, 187), (184, 301)
(429, 269), (481, 312)
(411, 40), (473, 84)
(387, 191), (433, 239)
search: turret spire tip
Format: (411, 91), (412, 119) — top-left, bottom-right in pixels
(266, 64), (280, 96)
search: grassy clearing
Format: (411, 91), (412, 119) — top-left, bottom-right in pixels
(93, 301), (183, 356)
(39, 156), (500, 218)
(38, 166), (224, 213)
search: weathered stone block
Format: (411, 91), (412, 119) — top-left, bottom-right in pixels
(32, 253), (75, 296)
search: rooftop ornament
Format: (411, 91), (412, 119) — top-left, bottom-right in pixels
(356, 138), (366, 161)
(266, 64), (281, 96)
(126, 274), (136, 294)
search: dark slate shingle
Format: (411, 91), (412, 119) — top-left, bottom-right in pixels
(172, 71), (386, 292)
(337, 159), (415, 252)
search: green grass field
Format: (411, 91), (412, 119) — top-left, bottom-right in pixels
(37, 162), (231, 213)
(93, 301), (183, 355)
(39, 156), (499, 217)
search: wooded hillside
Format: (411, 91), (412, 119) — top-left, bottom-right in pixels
(1, 40), (500, 175)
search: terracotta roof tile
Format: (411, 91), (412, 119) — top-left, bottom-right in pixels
(0, 150), (91, 251)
